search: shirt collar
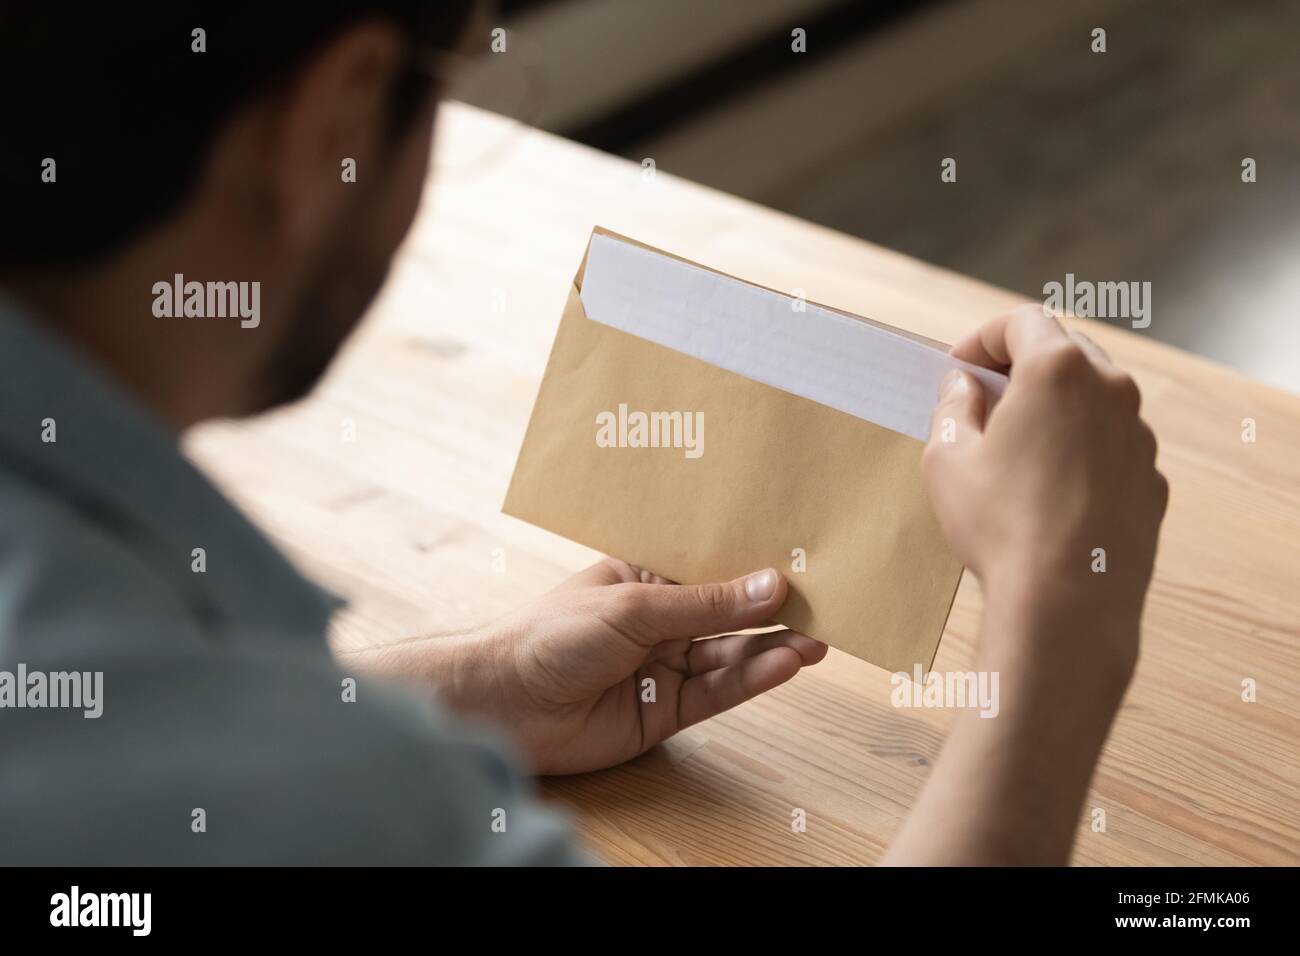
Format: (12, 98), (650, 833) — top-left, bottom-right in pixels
(0, 291), (342, 642)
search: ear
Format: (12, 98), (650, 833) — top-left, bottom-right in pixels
(268, 21), (410, 249)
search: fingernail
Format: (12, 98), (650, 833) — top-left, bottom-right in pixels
(744, 569), (778, 602)
(940, 369), (969, 398)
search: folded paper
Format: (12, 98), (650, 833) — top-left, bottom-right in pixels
(503, 228), (1007, 672)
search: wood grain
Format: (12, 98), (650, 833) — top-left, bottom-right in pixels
(186, 103), (1300, 866)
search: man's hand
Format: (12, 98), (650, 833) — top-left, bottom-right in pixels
(885, 305), (1169, 866)
(372, 560), (825, 775)
(923, 304), (1168, 689)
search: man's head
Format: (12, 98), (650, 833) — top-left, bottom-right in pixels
(0, 3), (476, 425)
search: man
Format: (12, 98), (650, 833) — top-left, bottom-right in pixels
(0, 4), (1166, 864)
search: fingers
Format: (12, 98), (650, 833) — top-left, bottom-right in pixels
(677, 646), (804, 729)
(950, 302), (1069, 371)
(685, 628), (828, 674)
(927, 369), (987, 447)
(551, 558), (672, 592)
(1063, 328), (1143, 413)
(616, 568), (789, 644)
(1068, 329), (1112, 368)
(950, 308), (1138, 412)
(645, 628), (826, 741)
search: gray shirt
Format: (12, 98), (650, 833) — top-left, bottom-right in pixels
(0, 295), (585, 864)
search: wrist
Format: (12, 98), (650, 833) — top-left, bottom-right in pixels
(436, 624), (509, 715)
(977, 565), (1138, 704)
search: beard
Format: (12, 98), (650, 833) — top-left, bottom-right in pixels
(252, 198), (395, 413)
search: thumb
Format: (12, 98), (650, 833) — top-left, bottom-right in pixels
(927, 369), (986, 450)
(617, 568), (788, 643)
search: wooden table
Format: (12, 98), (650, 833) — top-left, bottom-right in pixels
(187, 102), (1300, 866)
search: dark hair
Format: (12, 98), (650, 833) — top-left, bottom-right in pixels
(0, 2), (475, 268)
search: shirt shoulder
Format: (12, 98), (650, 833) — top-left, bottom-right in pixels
(0, 466), (206, 652)
(0, 471), (588, 866)
(0, 634), (588, 865)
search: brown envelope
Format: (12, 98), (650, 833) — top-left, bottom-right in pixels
(503, 228), (962, 673)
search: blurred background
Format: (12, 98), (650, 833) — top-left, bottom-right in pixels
(454, 0), (1300, 393)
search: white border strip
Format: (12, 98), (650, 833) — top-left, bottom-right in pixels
(580, 234), (1007, 442)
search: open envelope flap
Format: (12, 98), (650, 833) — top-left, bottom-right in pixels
(575, 225), (953, 350)
(503, 229), (966, 673)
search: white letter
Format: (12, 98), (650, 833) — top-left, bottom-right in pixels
(152, 280), (171, 317)
(241, 281), (260, 329)
(50, 893), (70, 927)
(595, 410), (616, 447)
(889, 672), (908, 708)
(980, 670), (999, 719)
(133, 894), (152, 937)
(1130, 281), (1151, 329)
(1042, 281), (1062, 317)
(83, 671), (102, 719)
(683, 412), (704, 459)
